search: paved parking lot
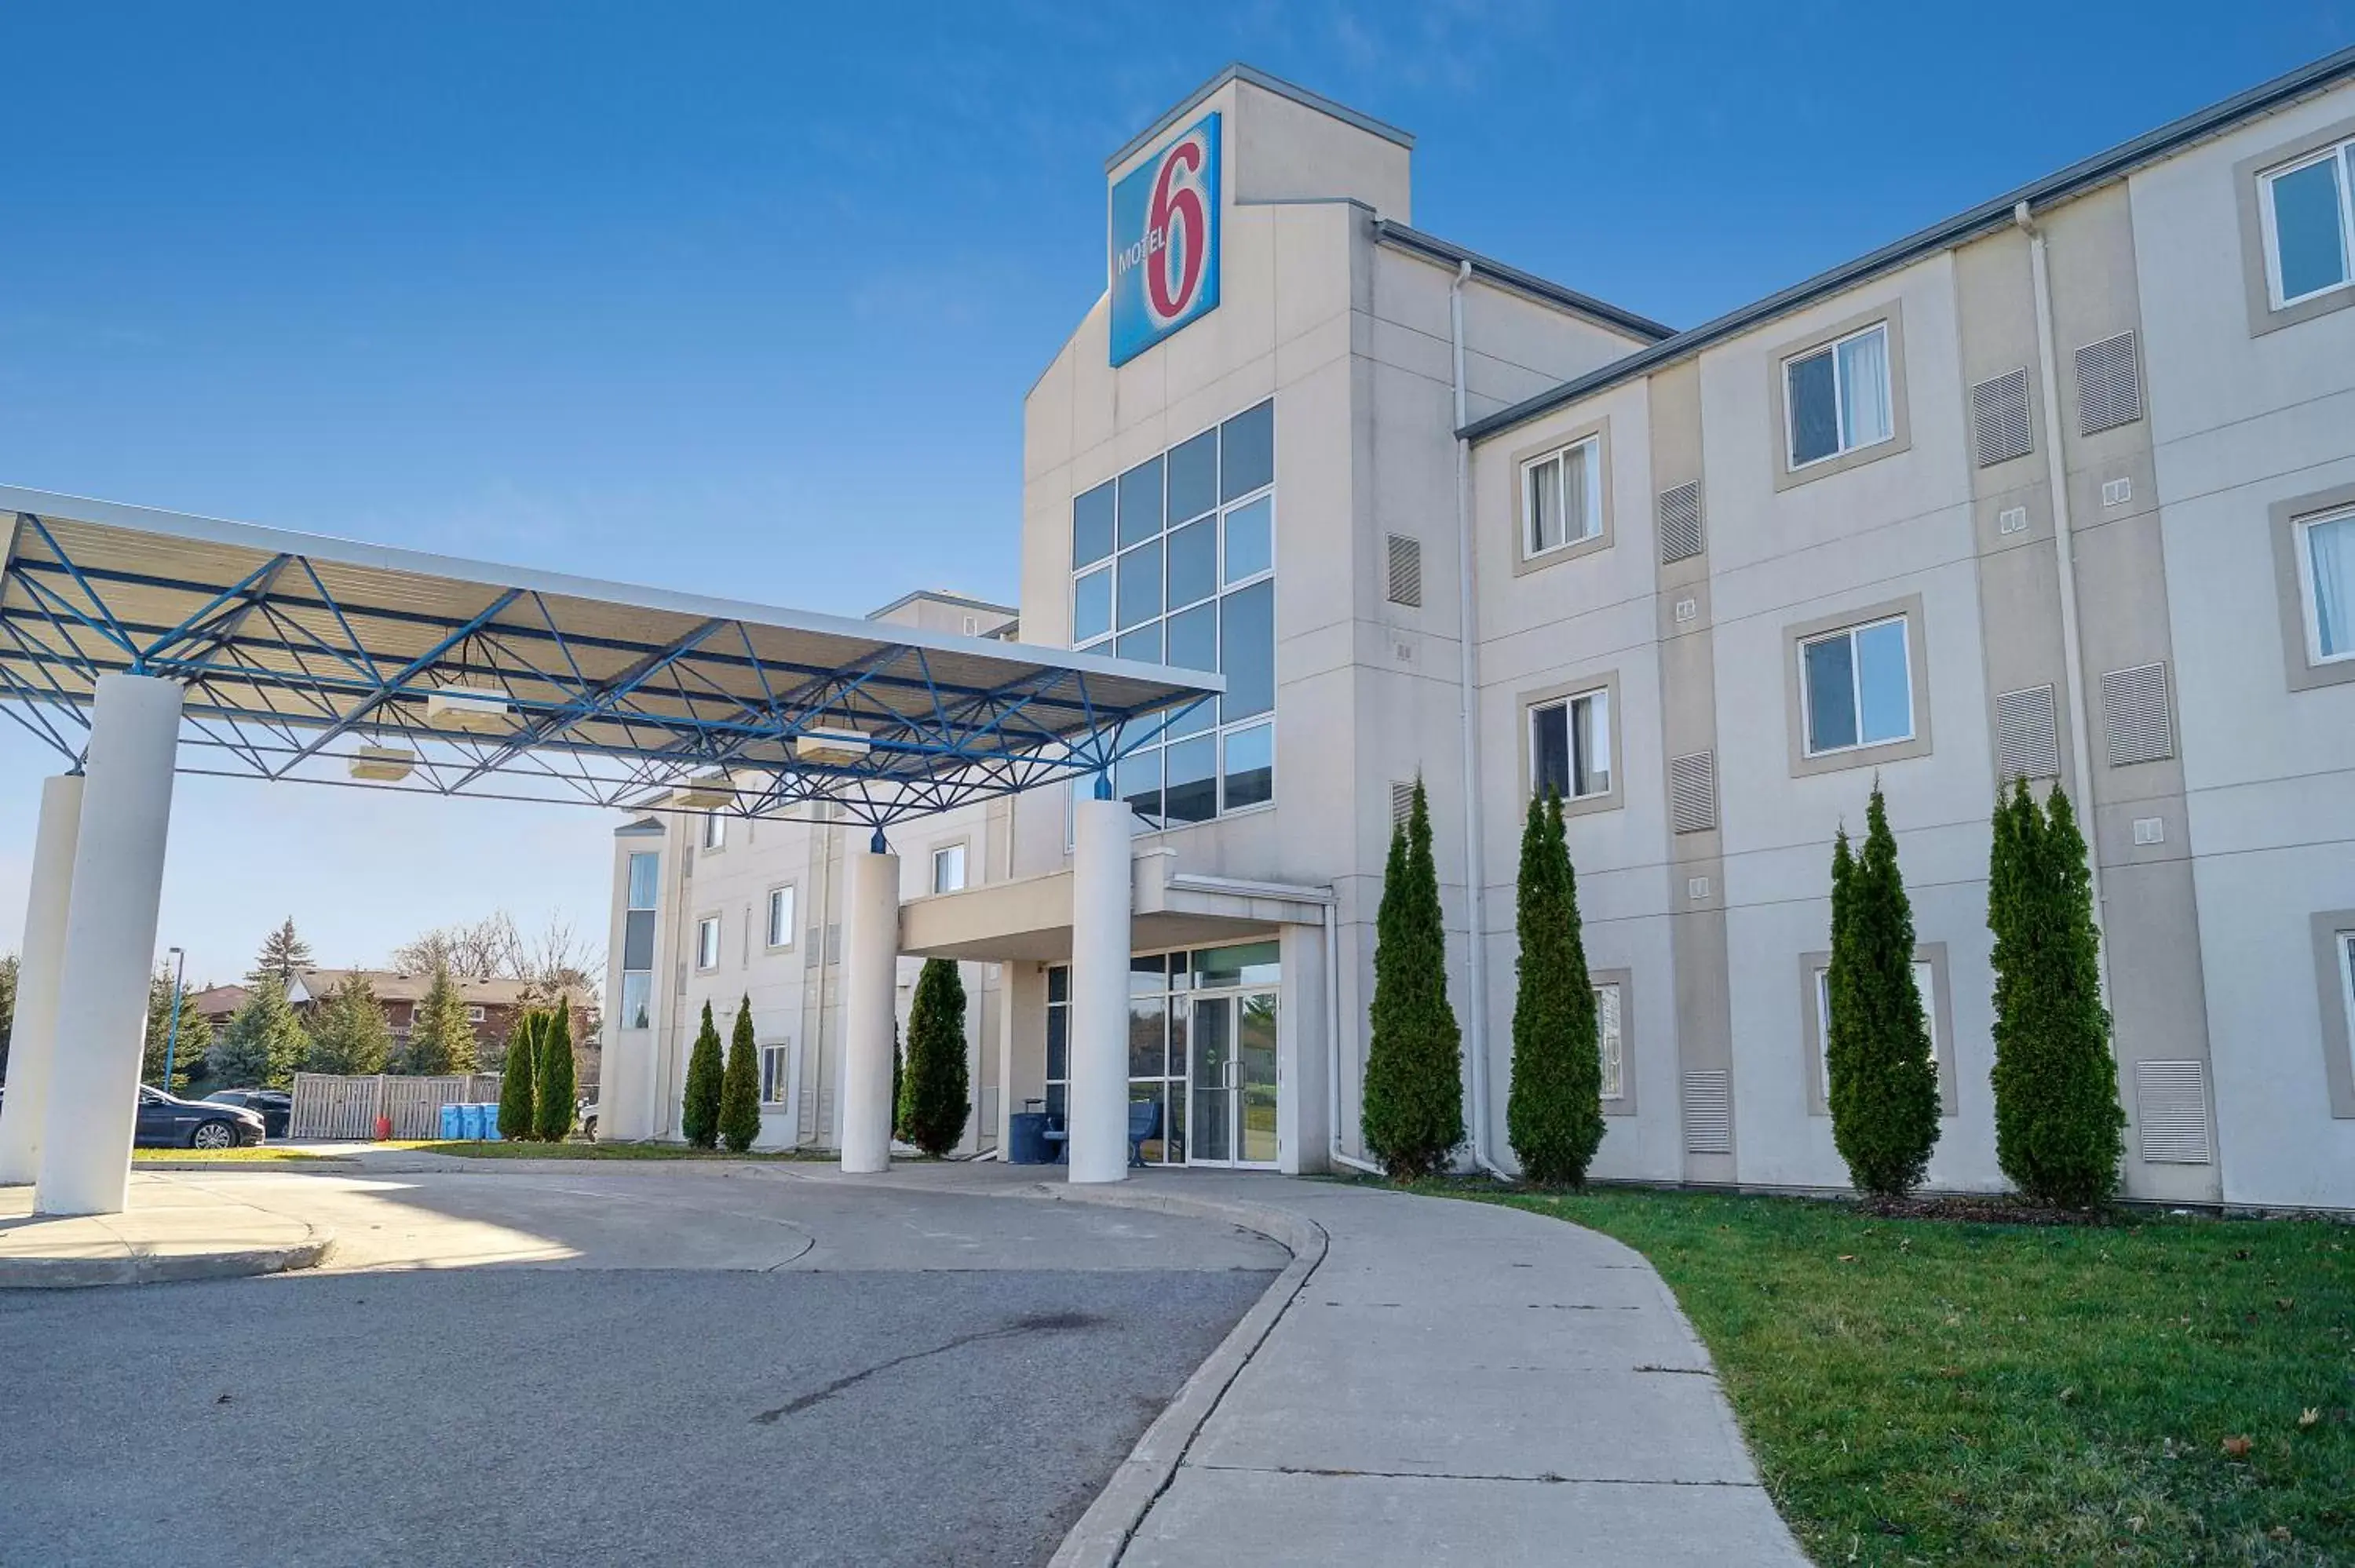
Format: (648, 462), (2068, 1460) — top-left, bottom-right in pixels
(0, 1169), (1283, 1567)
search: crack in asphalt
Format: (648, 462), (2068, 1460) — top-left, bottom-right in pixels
(750, 1311), (1103, 1423)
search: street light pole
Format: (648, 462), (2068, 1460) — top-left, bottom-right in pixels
(160, 946), (187, 1092)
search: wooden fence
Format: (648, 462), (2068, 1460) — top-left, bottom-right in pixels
(289, 1071), (503, 1140)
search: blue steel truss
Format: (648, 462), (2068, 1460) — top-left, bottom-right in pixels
(0, 509), (1214, 830)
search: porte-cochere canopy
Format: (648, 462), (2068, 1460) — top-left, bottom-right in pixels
(0, 486), (1220, 828)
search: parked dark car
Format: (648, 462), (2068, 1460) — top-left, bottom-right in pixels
(137, 1085), (264, 1149)
(203, 1088), (291, 1139)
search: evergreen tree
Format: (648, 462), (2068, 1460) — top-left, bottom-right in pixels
(535, 1006), (577, 1141)
(498, 1010), (539, 1141)
(719, 996), (762, 1154)
(305, 971), (392, 1076)
(1360, 779), (1465, 1180)
(405, 964), (478, 1076)
(1824, 785), (1942, 1198)
(1990, 781), (2126, 1206)
(142, 967), (213, 1093)
(900, 959), (971, 1158)
(249, 917), (313, 985)
(890, 1020), (904, 1141)
(0, 952), (20, 1079)
(1507, 789), (1605, 1186)
(208, 974), (309, 1089)
(681, 1001), (724, 1149)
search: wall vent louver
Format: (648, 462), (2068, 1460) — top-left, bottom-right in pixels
(2101, 662), (2174, 767)
(1385, 534), (1423, 607)
(1995, 684), (2061, 781)
(1682, 1070), (1733, 1154)
(1390, 781), (1415, 829)
(2075, 332), (2144, 435)
(1971, 367), (2034, 466)
(2134, 1059), (2212, 1164)
(803, 927), (823, 970)
(1657, 482), (1704, 563)
(1668, 751), (1718, 833)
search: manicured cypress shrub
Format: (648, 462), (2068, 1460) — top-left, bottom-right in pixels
(681, 1001), (724, 1149)
(899, 958), (971, 1158)
(1507, 789), (1605, 1186)
(498, 1011), (539, 1141)
(1360, 778), (1465, 1180)
(719, 995), (762, 1154)
(1825, 784), (1941, 1198)
(1990, 780), (2126, 1206)
(535, 1006), (577, 1142)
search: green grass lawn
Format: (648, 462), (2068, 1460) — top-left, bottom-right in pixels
(1440, 1184), (2352, 1566)
(407, 1140), (834, 1161)
(130, 1146), (331, 1163)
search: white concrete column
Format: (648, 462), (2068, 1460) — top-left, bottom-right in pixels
(0, 775), (87, 1184)
(837, 838), (900, 1174)
(35, 673), (183, 1216)
(1067, 796), (1133, 1184)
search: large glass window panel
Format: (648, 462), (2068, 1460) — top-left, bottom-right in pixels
(1046, 1000), (1068, 1078)
(1074, 566), (1113, 644)
(1164, 601), (1218, 672)
(622, 909), (656, 972)
(1115, 623), (1163, 664)
(626, 852), (659, 910)
(1853, 618), (1913, 742)
(2306, 512), (2354, 658)
(619, 972), (652, 1031)
(1073, 482), (1115, 569)
(2269, 155), (2351, 303)
(1117, 456), (1164, 548)
(1118, 747), (1163, 823)
(1223, 496), (1272, 584)
(1168, 429), (1219, 522)
(1239, 992), (1279, 1164)
(1131, 954), (1169, 995)
(1220, 579), (1275, 720)
(1167, 517), (1218, 608)
(1116, 542), (1162, 630)
(1531, 702), (1570, 797)
(1129, 998), (1167, 1077)
(1162, 1075), (1185, 1161)
(1129, 1083), (1170, 1162)
(1222, 722), (1273, 810)
(1189, 998), (1232, 1163)
(1192, 940), (1281, 989)
(1803, 633), (1859, 753)
(1163, 734), (1218, 822)
(1836, 326), (1893, 449)
(1220, 399), (1274, 501)
(1787, 347), (1840, 468)
(1047, 964), (1068, 1005)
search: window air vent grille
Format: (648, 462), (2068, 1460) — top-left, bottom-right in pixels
(2075, 332), (2143, 435)
(1657, 482), (1704, 563)
(1971, 368), (2034, 466)
(2133, 1059), (2212, 1164)
(1668, 751), (1718, 833)
(2101, 663), (2174, 767)
(1385, 534), (1423, 607)
(803, 927), (823, 970)
(1390, 781), (1415, 830)
(1995, 684), (2061, 781)
(1682, 1070), (1732, 1154)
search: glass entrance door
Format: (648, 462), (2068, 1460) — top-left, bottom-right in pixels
(1188, 990), (1279, 1169)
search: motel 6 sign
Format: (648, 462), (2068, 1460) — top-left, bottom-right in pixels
(1109, 112), (1221, 366)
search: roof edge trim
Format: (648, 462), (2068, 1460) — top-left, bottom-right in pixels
(1374, 221), (1677, 342)
(1107, 62), (1415, 173)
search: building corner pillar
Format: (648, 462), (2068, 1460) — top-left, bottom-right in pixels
(1067, 797), (1132, 1184)
(838, 838), (900, 1175)
(0, 774), (88, 1184)
(35, 673), (183, 1216)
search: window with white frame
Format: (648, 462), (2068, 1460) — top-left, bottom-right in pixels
(930, 843), (967, 895)
(1800, 615), (1913, 755)
(701, 813), (725, 851)
(1521, 435), (1603, 559)
(695, 915), (721, 971)
(1785, 322), (1894, 469)
(620, 851), (657, 1030)
(1069, 399), (1276, 832)
(2297, 506), (2355, 663)
(765, 885), (796, 948)
(1814, 961), (1938, 1099)
(2260, 137), (2355, 308)
(466, 1005), (486, 1023)
(759, 1044), (791, 1104)
(1530, 688), (1611, 800)
(1596, 982), (1624, 1099)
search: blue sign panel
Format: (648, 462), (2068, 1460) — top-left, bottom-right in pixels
(1109, 112), (1221, 367)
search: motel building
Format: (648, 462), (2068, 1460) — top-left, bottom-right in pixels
(600, 50), (2355, 1212)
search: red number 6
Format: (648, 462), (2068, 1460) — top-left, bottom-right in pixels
(1148, 139), (1207, 319)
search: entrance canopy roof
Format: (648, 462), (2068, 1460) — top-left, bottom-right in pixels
(0, 486), (1219, 828)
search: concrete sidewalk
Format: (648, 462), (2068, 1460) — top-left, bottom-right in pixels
(816, 1163), (1806, 1568)
(0, 1173), (330, 1287)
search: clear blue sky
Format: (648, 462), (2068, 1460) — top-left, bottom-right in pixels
(0, 2), (2346, 986)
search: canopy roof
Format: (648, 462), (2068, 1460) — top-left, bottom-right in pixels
(0, 485), (1219, 827)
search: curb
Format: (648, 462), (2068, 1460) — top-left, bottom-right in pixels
(1009, 1182), (1328, 1568)
(0, 1225), (334, 1289)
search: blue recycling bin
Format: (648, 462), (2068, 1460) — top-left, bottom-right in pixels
(479, 1104), (502, 1143)
(461, 1102), (489, 1140)
(438, 1102), (465, 1140)
(1007, 1111), (1050, 1165)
